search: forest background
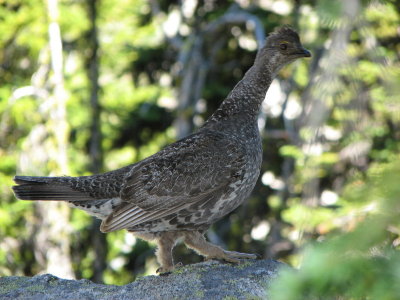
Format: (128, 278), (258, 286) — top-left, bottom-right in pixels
(1, 0), (399, 298)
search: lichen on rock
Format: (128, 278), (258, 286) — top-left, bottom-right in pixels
(0, 259), (285, 300)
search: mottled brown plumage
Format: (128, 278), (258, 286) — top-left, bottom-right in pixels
(12, 26), (311, 274)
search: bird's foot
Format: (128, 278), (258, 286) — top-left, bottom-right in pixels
(206, 250), (259, 264)
(156, 262), (183, 275)
(156, 266), (173, 275)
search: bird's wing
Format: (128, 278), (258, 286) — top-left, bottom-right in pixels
(100, 130), (247, 232)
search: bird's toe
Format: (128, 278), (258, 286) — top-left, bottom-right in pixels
(156, 266), (174, 275)
(224, 250), (258, 260)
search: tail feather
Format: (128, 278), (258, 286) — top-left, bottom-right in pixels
(12, 176), (94, 202)
(14, 176), (52, 185)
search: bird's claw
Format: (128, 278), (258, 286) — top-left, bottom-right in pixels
(175, 262), (183, 268)
(156, 262), (183, 275)
(205, 250), (259, 264)
(156, 266), (172, 275)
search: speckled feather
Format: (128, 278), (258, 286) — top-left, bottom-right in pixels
(12, 26), (309, 237)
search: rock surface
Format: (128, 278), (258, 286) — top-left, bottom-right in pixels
(0, 259), (284, 300)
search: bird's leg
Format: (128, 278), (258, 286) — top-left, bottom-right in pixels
(155, 232), (181, 274)
(183, 231), (258, 264)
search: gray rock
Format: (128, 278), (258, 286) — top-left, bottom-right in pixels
(0, 259), (284, 300)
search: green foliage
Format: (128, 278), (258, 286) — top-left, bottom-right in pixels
(270, 158), (400, 300)
(0, 0), (399, 296)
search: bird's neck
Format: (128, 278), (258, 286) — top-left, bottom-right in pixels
(205, 63), (274, 125)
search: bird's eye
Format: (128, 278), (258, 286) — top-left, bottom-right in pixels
(280, 43), (288, 50)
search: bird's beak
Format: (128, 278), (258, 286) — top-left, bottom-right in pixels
(291, 47), (312, 58)
(299, 47), (311, 57)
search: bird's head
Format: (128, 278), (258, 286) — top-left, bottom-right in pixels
(256, 26), (311, 74)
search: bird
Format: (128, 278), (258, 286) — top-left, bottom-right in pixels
(12, 26), (311, 274)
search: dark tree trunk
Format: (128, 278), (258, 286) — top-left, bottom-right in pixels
(88, 0), (102, 172)
(87, 0), (107, 284)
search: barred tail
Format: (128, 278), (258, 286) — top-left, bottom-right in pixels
(12, 176), (93, 201)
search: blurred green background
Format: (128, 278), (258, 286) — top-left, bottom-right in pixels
(1, 0), (399, 298)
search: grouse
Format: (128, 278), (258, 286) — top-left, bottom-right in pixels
(13, 26), (311, 274)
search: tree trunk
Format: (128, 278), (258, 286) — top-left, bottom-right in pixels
(299, 0), (360, 205)
(17, 0), (75, 279)
(87, 0), (107, 284)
